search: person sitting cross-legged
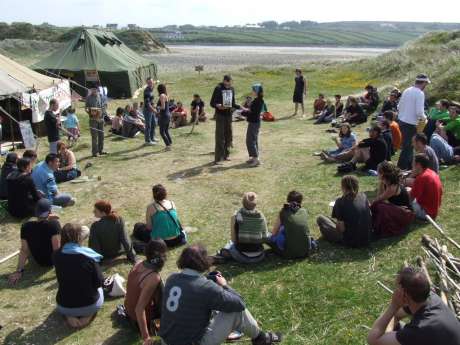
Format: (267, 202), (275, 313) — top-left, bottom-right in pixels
(367, 266), (460, 345)
(8, 198), (61, 285)
(32, 153), (75, 207)
(409, 153), (443, 220)
(171, 102), (188, 128)
(54, 223), (104, 329)
(89, 200), (137, 264)
(314, 98), (336, 124)
(124, 240), (167, 345)
(320, 123), (357, 162)
(370, 163), (415, 238)
(7, 158), (42, 219)
(55, 141), (81, 183)
(190, 94), (207, 124)
(269, 191), (314, 259)
(217, 192), (269, 264)
(159, 244), (283, 345)
(343, 96), (367, 125)
(312, 93), (326, 118)
(430, 128), (460, 164)
(317, 175), (372, 248)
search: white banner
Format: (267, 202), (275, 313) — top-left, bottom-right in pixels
(22, 80), (71, 123)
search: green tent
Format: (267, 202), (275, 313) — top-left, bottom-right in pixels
(33, 28), (158, 98)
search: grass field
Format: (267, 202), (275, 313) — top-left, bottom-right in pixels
(1, 36), (460, 345)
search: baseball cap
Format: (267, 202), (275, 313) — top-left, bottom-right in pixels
(415, 74), (431, 83)
(35, 198), (52, 218)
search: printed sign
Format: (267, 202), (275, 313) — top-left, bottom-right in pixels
(19, 121), (36, 149)
(222, 90), (233, 108)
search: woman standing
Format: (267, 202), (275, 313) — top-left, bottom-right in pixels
(124, 240), (167, 345)
(245, 84), (265, 167)
(89, 200), (137, 263)
(157, 84), (172, 151)
(293, 69), (307, 117)
(54, 223), (104, 329)
(55, 141), (80, 183)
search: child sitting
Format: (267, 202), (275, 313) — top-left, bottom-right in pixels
(63, 108), (80, 146)
(111, 107), (124, 135)
(171, 102), (188, 128)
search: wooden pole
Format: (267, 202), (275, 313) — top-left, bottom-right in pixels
(426, 215), (460, 250)
(0, 250), (19, 264)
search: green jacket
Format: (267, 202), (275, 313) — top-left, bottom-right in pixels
(280, 207), (310, 259)
(428, 108), (450, 121)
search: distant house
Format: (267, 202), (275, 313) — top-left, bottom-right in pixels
(127, 24), (138, 30)
(281, 26), (291, 31)
(164, 31), (184, 40)
(245, 24), (261, 29)
(106, 24), (118, 30)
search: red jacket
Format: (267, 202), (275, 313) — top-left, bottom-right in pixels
(411, 168), (443, 218)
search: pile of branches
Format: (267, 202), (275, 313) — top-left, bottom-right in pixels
(419, 234), (460, 320)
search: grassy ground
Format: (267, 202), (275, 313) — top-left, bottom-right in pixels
(1, 60), (460, 345)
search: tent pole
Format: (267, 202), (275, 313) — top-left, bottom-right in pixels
(8, 98), (15, 151)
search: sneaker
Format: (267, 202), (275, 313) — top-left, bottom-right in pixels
(99, 151), (108, 155)
(250, 159), (261, 167)
(213, 160), (223, 166)
(92, 153), (98, 158)
(224, 157), (231, 161)
(152, 138), (160, 143)
(145, 141), (156, 146)
(246, 158), (255, 164)
(165, 146), (172, 151)
(66, 199), (76, 207)
(252, 332), (283, 345)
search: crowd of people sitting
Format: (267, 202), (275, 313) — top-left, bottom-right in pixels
(1, 72), (459, 345)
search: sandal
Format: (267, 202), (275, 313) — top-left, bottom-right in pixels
(252, 332), (283, 345)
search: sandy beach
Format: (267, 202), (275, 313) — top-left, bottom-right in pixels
(149, 45), (391, 73)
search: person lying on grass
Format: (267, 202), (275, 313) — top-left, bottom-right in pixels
(89, 200), (137, 264)
(269, 191), (316, 258)
(159, 244), (283, 345)
(8, 198), (61, 285)
(216, 192), (269, 264)
(54, 223), (104, 329)
(367, 266), (460, 345)
(124, 240), (167, 345)
(317, 175), (372, 248)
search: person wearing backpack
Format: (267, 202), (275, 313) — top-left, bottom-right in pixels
(269, 191), (315, 259)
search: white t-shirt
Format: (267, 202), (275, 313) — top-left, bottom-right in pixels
(397, 86), (426, 125)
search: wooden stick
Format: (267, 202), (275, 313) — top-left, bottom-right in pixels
(377, 281), (393, 294)
(0, 250), (19, 264)
(426, 215), (460, 250)
(416, 256), (433, 286)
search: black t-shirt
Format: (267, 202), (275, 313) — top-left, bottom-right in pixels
(44, 110), (60, 143)
(332, 193), (372, 248)
(388, 185), (412, 209)
(21, 219), (61, 266)
(191, 99), (205, 113)
(143, 86), (154, 111)
(396, 293), (460, 345)
(358, 137), (388, 170)
(53, 249), (104, 308)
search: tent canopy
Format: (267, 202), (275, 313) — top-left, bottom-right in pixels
(33, 29), (158, 98)
(0, 53), (60, 98)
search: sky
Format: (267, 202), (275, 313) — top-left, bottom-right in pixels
(1, 0), (459, 27)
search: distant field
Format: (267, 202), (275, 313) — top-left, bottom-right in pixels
(159, 27), (421, 47)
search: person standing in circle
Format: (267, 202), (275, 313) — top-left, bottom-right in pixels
(210, 75), (241, 165)
(157, 84), (172, 151)
(245, 84), (265, 167)
(143, 78), (158, 146)
(293, 69), (307, 117)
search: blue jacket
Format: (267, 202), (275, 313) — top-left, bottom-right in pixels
(32, 161), (58, 201)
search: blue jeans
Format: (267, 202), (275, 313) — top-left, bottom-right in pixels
(143, 110), (156, 143)
(158, 115), (172, 146)
(57, 288), (104, 317)
(412, 200), (427, 220)
(430, 133), (453, 163)
(397, 121), (417, 170)
(52, 193), (73, 207)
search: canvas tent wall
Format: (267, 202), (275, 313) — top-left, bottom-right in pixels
(33, 29), (158, 98)
(0, 53), (71, 142)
